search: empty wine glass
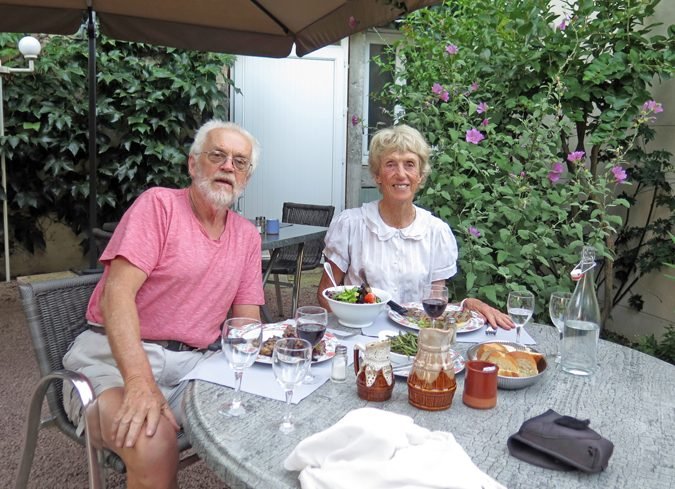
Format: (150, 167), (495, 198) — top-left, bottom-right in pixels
(549, 291), (572, 363)
(272, 338), (312, 434)
(294, 305), (327, 384)
(507, 290), (535, 344)
(422, 284), (449, 328)
(219, 317), (263, 417)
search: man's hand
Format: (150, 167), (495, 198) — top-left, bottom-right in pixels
(464, 298), (515, 330)
(112, 376), (179, 449)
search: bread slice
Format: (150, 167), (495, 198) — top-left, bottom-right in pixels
(508, 351), (539, 377)
(484, 351), (519, 377)
(477, 342), (510, 361)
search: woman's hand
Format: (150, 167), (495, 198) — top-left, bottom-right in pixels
(463, 298), (514, 330)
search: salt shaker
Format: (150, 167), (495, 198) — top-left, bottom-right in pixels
(331, 344), (348, 383)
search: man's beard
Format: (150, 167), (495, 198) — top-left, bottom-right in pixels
(193, 166), (242, 210)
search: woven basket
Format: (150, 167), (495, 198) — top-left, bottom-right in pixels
(407, 371), (457, 411)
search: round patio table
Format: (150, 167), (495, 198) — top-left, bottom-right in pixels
(183, 323), (675, 489)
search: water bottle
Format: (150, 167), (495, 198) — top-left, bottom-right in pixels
(561, 246), (601, 376)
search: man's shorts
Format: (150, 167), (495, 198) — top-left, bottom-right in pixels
(62, 329), (210, 436)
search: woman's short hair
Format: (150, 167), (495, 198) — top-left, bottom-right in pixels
(368, 125), (431, 186)
(190, 119), (261, 173)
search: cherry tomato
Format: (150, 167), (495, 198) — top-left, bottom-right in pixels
(364, 292), (376, 304)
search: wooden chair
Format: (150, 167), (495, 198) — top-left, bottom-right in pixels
(264, 202), (334, 316)
(15, 273), (196, 489)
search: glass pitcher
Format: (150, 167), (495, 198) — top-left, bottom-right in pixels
(407, 327), (457, 410)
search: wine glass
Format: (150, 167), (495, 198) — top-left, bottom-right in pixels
(549, 291), (572, 363)
(294, 306), (327, 384)
(422, 284), (449, 328)
(272, 337), (312, 434)
(219, 317), (263, 417)
(507, 290), (535, 344)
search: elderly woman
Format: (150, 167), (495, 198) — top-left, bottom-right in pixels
(317, 124), (513, 329)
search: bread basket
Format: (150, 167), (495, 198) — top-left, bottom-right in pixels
(466, 341), (547, 390)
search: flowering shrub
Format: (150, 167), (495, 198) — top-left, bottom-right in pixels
(378, 0), (673, 323)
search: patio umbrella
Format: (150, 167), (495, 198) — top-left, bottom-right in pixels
(0, 0), (440, 271)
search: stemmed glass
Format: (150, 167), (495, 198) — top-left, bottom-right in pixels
(422, 284), (449, 328)
(549, 291), (572, 363)
(219, 317), (263, 417)
(272, 338), (312, 434)
(294, 305), (327, 384)
(507, 290), (535, 344)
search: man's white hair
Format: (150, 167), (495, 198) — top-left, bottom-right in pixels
(190, 119), (261, 173)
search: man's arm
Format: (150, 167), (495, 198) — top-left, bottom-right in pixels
(231, 304), (261, 320)
(100, 257), (179, 449)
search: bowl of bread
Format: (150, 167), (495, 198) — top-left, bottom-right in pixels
(466, 341), (547, 390)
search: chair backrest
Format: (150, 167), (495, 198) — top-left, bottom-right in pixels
(19, 273), (102, 442)
(279, 202), (335, 270)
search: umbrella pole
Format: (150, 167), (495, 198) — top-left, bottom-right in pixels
(86, 6), (98, 271)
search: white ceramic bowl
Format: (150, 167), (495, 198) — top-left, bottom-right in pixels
(323, 285), (391, 328)
(466, 341), (548, 390)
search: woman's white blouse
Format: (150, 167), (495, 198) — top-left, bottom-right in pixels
(323, 201), (458, 304)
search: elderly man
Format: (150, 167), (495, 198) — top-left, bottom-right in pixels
(62, 120), (264, 488)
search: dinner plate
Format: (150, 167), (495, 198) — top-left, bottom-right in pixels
(255, 322), (337, 364)
(392, 353), (465, 378)
(388, 302), (484, 333)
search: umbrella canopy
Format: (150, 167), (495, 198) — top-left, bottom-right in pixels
(0, 0), (438, 57)
(0, 0), (439, 272)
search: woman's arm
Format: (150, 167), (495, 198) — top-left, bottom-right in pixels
(463, 298), (514, 330)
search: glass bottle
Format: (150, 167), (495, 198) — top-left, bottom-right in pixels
(561, 246), (601, 376)
(330, 344), (348, 383)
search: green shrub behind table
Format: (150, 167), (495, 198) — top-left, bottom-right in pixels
(0, 31), (234, 254)
(376, 0), (674, 328)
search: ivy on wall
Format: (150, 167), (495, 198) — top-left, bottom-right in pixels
(0, 31), (234, 254)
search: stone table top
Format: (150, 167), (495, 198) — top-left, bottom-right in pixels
(184, 323), (675, 489)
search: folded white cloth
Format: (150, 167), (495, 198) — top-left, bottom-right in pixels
(284, 407), (507, 489)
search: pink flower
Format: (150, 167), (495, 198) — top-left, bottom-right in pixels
(432, 83), (449, 102)
(641, 100), (664, 114)
(548, 172), (561, 183)
(481, 118), (489, 126)
(470, 82), (479, 92)
(557, 15), (570, 30)
(611, 166), (628, 183)
(468, 226), (481, 238)
(351, 115), (359, 127)
(551, 162), (564, 174)
(548, 161), (565, 184)
(445, 44), (459, 55)
(465, 128), (485, 144)
(348, 16), (358, 29)
(476, 102), (488, 114)
(567, 151), (585, 162)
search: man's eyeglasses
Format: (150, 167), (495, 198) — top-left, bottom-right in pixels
(196, 150), (250, 172)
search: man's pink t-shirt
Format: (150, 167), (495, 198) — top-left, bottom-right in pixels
(86, 187), (264, 349)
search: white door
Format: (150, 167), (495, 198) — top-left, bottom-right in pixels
(232, 42), (347, 220)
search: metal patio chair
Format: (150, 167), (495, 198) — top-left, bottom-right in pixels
(264, 202), (334, 317)
(15, 273), (196, 489)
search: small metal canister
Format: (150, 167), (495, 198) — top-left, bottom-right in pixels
(255, 216), (266, 234)
(331, 344), (348, 383)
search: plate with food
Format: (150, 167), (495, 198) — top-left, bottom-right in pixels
(256, 322), (338, 364)
(388, 332), (465, 377)
(388, 302), (484, 333)
(466, 341), (547, 390)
